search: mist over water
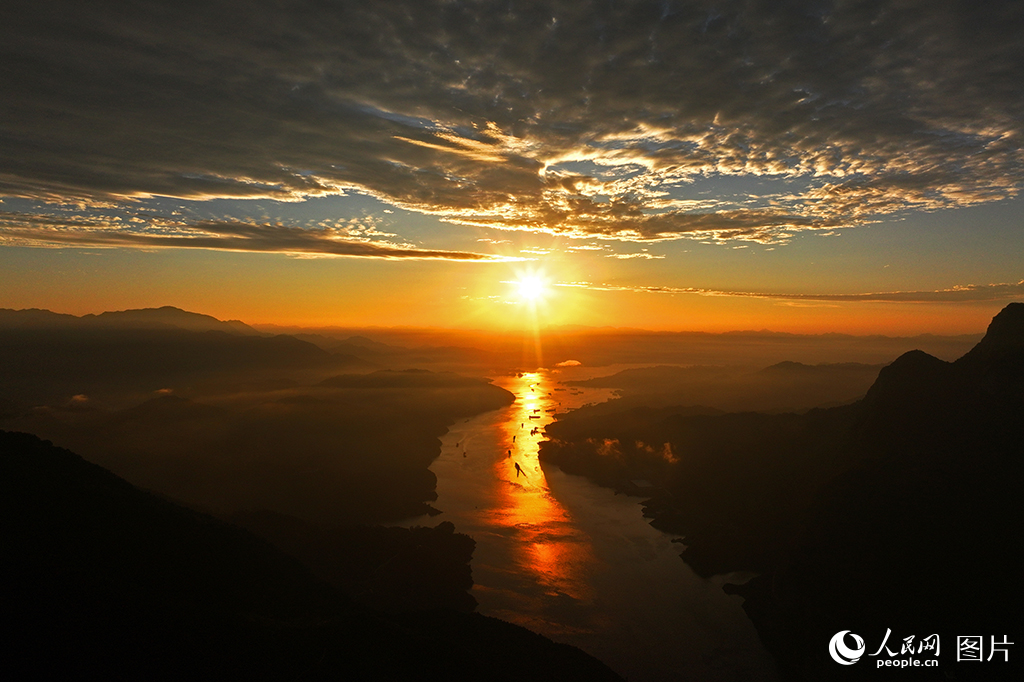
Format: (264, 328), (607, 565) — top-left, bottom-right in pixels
(408, 371), (778, 682)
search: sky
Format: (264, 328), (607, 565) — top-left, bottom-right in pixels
(1, 0), (1022, 334)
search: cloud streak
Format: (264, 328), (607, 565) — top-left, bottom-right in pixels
(1, 1), (1021, 245)
(0, 212), (509, 261)
(557, 281), (1024, 304)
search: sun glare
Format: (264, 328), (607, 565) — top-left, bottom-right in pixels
(517, 276), (547, 302)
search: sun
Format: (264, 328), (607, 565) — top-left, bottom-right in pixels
(517, 276), (546, 301)
(516, 275), (548, 302)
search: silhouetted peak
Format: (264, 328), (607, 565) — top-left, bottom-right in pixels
(759, 360), (812, 373)
(884, 348), (947, 372)
(956, 302), (1024, 369)
(757, 360), (880, 375)
(854, 308), (1024, 452)
(862, 349), (951, 408)
(985, 301), (1024, 339)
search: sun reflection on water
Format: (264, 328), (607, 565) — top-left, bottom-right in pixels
(488, 372), (595, 602)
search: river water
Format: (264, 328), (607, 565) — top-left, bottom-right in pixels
(410, 370), (777, 682)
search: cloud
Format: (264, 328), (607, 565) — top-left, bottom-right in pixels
(606, 252), (665, 260)
(1, 1), (1021, 245)
(0, 212), (509, 261)
(557, 280), (1024, 304)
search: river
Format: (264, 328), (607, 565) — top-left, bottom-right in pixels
(410, 370), (777, 681)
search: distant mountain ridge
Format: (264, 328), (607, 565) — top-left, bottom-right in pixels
(0, 305), (259, 334)
(564, 360), (884, 414)
(0, 307), (368, 405)
(89, 306), (260, 334)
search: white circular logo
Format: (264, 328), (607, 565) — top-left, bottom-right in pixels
(829, 630), (865, 665)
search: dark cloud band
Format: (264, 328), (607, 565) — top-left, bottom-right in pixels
(0, 213), (507, 261)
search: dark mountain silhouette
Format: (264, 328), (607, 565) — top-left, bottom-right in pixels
(0, 317), (368, 404)
(86, 305), (261, 334)
(0, 307), (82, 328)
(0, 430), (622, 681)
(959, 301), (1024, 364)
(742, 304), (1024, 681)
(757, 360), (880, 376)
(0, 305), (258, 334)
(540, 303), (1024, 681)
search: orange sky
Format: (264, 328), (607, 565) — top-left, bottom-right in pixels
(0, 242), (1009, 335)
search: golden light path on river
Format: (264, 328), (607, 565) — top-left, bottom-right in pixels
(488, 372), (595, 603)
